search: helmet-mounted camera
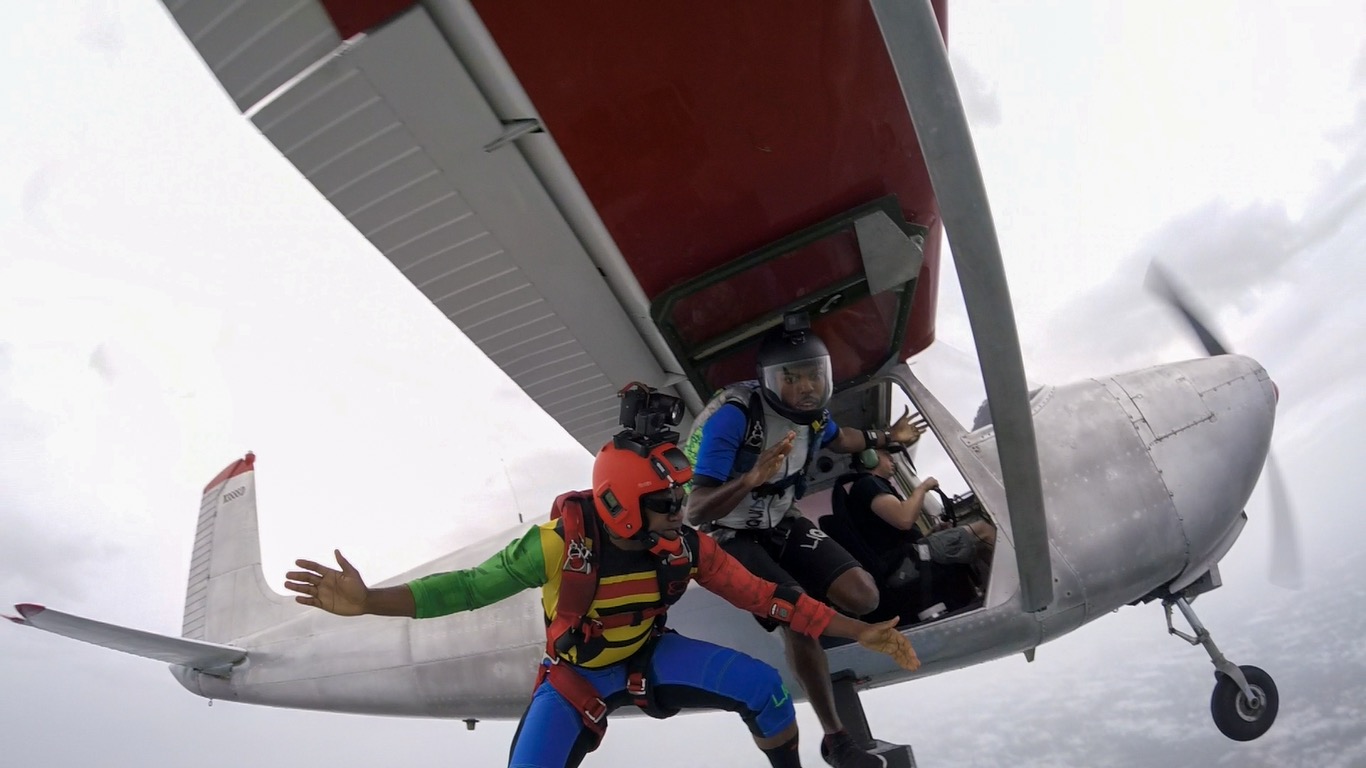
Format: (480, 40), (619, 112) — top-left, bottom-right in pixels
(594, 383), (694, 551)
(781, 311), (811, 335)
(615, 381), (684, 450)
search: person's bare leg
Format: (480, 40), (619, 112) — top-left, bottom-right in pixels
(784, 627), (843, 735)
(824, 567), (879, 617)
(755, 721), (799, 750)
(965, 520), (996, 596)
(787, 568), (877, 735)
(967, 520), (996, 551)
(756, 722), (803, 768)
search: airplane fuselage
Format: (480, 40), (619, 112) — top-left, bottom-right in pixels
(171, 353), (1274, 719)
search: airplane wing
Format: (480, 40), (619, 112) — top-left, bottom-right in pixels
(157, 1), (947, 449)
(6, 604), (246, 675)
(160, 1), (686, 452)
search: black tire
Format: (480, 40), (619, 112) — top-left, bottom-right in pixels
(1210, 665), (1278, 741)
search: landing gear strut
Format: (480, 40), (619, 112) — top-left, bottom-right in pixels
(1164, 596), (1279, 741)
(831, 671), (917, 767)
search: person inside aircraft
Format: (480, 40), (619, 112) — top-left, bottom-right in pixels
(683, 313), (926, 768)
(839, 446), (994, 623)
(285, 385), (918, 768)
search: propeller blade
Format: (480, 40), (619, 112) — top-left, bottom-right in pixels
(1146, 261), (1301, 588)
(1144, 263), (1231, 356)
(1264, 454), (1303, 589)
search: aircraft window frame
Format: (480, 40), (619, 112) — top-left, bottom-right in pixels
(650, 195), (927, 398)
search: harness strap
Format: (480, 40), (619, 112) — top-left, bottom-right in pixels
(624, 627), (677, 719)
(536, 658), (609, 745)
(654, 534), (695, 605)
(751, 472), (803, 499)
(547, 496), (601, 657)
(738, 390), (825, 501)
(535, 626), (676, 747)
(590, 605), (668, 632)
(537, 496), (613, 749)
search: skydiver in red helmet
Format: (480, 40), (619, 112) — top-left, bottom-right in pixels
(287, 382), (918, 767)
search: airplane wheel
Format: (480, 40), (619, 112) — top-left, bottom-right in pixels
(1210, 665), (1278, 741)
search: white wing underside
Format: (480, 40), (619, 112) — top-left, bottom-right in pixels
(160, 1), (689, 452)
(7, 605), (246, 674)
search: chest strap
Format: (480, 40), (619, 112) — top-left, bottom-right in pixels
(551, 605), (672, 656)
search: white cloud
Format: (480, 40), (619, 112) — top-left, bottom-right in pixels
(3, 3), (1365, 767)
(949, 51), (1002, 129)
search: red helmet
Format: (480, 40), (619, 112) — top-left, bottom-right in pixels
(592, 435), (693, 541)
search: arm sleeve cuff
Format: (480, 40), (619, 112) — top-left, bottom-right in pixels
(789, 593), (835, 637)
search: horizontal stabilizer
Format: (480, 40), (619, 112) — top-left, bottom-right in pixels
(8, 604), (246, 674)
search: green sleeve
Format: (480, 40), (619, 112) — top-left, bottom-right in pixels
(407, 526), (548, 619)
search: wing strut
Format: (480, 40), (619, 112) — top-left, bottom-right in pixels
(869, 0), (1053, 611)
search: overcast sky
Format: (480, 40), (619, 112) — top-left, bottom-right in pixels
(3, 2), (1365, 767)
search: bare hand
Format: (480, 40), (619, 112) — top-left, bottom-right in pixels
(743, 431), (795, 489)
(857, 617), (920, 672)
(285, 550), (369, 616)
(915, 476), (939, 494)
(889, 406), (929, 446)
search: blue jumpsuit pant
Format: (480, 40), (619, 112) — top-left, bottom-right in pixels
(508, 632), (795, 768)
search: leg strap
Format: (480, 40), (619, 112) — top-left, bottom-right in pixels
(537, 660), (609, 748)
(625, 630), (679, 719)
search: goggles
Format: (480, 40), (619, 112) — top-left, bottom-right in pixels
(639, 488), (686, 517)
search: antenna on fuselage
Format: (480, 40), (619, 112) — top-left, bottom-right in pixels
(503, 460), (524, 524)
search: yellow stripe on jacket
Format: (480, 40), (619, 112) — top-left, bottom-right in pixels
(537, 520), (697, 668)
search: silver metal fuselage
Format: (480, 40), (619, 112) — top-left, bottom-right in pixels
(172, 354), (1276, 720)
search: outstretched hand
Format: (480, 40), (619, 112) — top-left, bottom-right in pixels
(889, 406), (929, 446)
(744, 431), (795, 489)
(856, 617), (920, 672)
(285, 550), (370, 616)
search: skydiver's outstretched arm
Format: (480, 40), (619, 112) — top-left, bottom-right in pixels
(286, 550), (416, 617)
(288, 527), (548, 620)
(826, 406), (930, 453)
(692, 535), (919, 671)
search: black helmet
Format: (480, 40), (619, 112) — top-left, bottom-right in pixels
(755, 316), (833, 423)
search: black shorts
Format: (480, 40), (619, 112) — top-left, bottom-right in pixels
(715, 516), (862, 631)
